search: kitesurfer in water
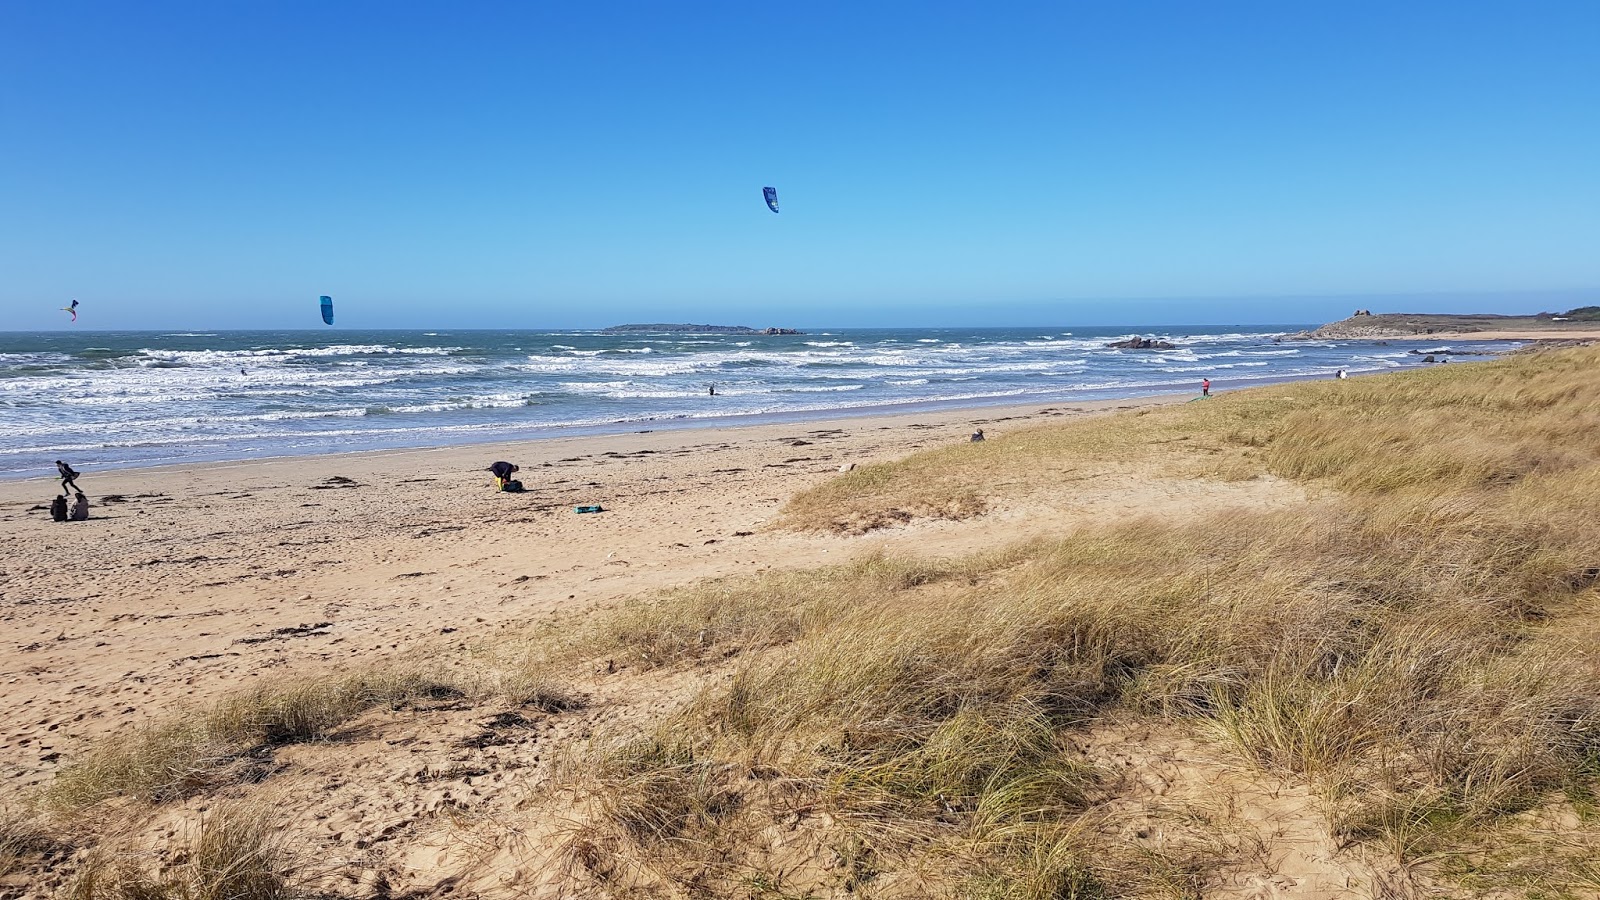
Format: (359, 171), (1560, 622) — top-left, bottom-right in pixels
(709, 384), (717, 396)
(56, 460), (82, 494)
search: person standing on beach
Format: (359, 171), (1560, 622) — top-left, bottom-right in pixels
(1201, 378), (1211, 398)
(56, 460), (82, 494)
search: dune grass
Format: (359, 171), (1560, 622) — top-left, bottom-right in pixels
(60, 803), (292, 900)
(783, 346), (1600, 534)
(566, 347), (1600, 895)
(46, 666), (477, 810)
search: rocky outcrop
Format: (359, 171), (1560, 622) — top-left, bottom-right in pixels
(761, 328), (804, 335)
(1106, 337), (1176, 350)
(1283, 312), (1600, 341)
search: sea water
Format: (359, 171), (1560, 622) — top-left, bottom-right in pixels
(0, 326), (1508, 478)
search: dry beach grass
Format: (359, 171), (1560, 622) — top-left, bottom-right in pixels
(7, 347), (1600, 897)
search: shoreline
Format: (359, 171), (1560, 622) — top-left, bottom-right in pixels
(0, 361), (1444, 484)
(0, 393), (1185, 492)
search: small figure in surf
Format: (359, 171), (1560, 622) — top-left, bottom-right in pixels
(56, 460), (82, 494)
(1201, 378), (1211, 398)
(708, 384), (717, 396)
(70, 493), (89, 521)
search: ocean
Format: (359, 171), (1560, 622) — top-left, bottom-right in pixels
(0, 326), (1502, 479)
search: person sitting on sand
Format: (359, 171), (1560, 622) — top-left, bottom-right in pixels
(1337, 368), (1349, 380)
(56, 460), (81, 494)
(487, 461), (519, 489)
(50, 495), (68, 522)
(70, 493), (89, 521)
(970, 428), (985, 442)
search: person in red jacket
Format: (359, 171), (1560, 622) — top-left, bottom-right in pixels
(1201, 378), (1211, 398)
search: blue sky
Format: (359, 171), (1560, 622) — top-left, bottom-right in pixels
(3, 1), (1597, 329)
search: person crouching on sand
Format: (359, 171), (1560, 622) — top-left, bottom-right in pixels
(487, 460), (519, 489)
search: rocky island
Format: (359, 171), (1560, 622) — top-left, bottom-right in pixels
(602, 324), (805, 335)
(1285, 307), (1600, 340)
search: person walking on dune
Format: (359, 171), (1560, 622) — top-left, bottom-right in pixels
(56, 460), (82, 494)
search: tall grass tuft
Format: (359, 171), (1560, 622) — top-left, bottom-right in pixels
(59, 803), (292, 900)
(49, 666), (471, 809)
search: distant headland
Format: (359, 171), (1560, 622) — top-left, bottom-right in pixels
(1286, 307), (1600, 341)
(601, 324), (805, 335)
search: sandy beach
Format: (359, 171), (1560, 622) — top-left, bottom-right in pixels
(1, 393), (1235, 796)
(8, 346), (1600, 898)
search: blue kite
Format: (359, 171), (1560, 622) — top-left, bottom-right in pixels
(320, 295), (334, 326)
(763, 186), (779, 214)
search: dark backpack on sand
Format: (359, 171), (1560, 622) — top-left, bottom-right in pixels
(501, 480), (526, 493)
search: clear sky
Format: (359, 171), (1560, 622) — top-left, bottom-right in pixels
(3, 1), (1597, 330)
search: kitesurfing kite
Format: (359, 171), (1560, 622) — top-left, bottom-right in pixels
(763, 186), (779, 214)
(60, 299), (79, 323)
(320, 295), (334, 326)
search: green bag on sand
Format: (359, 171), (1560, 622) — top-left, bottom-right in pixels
(574, 505), (603, 514)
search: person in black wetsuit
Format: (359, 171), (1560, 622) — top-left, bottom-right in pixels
(56, 460), (81, 494)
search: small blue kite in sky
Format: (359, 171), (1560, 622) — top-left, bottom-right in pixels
(763, 186), (779, 214)
(320, 295), (334, 325)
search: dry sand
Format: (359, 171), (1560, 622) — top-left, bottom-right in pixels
(0, 393), (1308, 796)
